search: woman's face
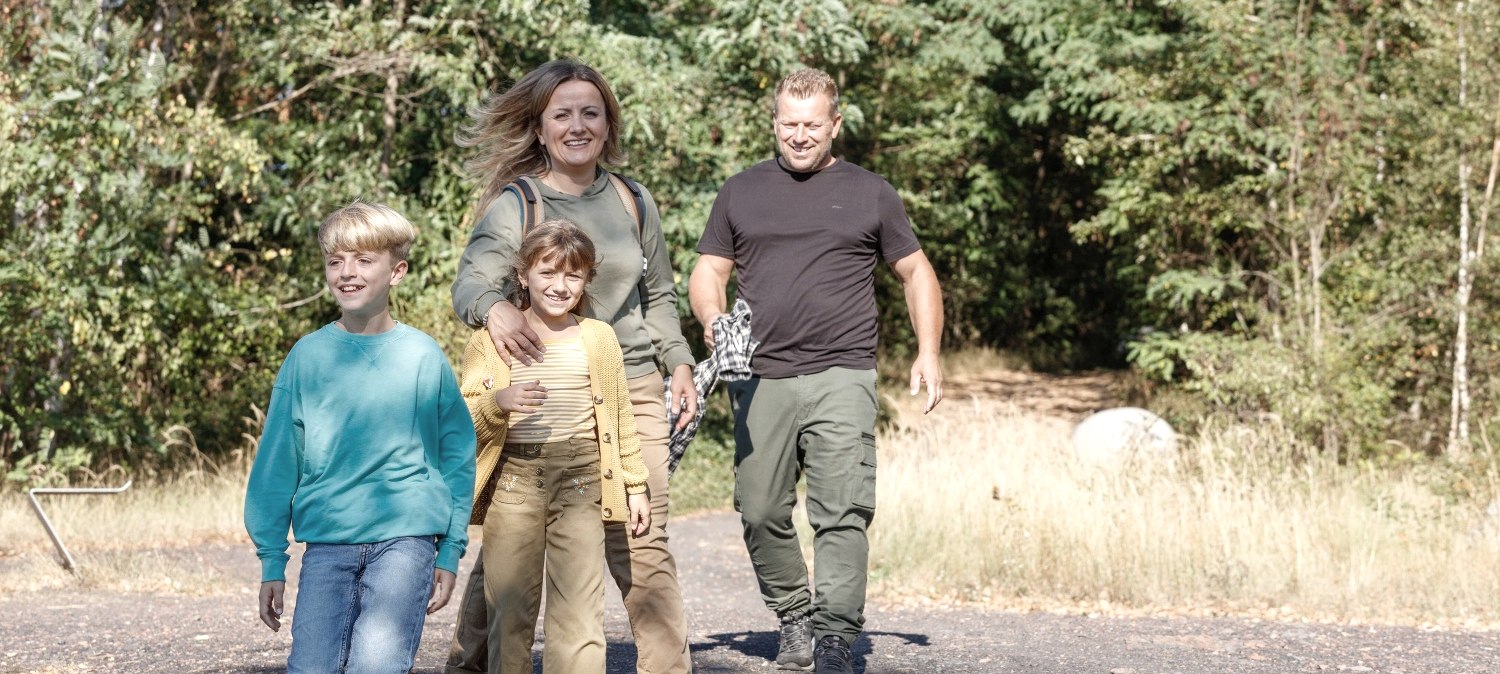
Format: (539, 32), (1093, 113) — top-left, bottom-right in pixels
(537, 79), (609, 177)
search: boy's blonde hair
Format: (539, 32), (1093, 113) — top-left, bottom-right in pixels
(774, 68), (840, 118)
(317, 200), (417, 260)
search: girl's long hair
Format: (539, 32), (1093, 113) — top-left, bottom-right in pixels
(512, 219), (600, 313)
(457, 59), (626, 222)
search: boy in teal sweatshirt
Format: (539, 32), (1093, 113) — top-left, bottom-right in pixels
(244, 200), (477, 673)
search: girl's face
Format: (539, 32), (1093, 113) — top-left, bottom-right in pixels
(537, 80), (609, 177)
(522, 255), (588, 319)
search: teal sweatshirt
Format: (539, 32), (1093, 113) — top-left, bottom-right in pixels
(244, 323), (477, 582)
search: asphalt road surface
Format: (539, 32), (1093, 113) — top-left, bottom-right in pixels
(2, 511), (1497, 673)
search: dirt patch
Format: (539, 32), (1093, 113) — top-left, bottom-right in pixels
(944, 368), (1122, 421)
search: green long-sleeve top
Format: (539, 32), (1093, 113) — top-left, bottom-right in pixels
(243, 323), (477, 582)
(451, 171), (695, 379)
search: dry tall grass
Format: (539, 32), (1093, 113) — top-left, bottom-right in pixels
(0, 455), (250, 595)
(870, 396), (1500, 627)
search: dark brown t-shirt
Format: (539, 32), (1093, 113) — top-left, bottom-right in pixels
(697, 158), (922, 378)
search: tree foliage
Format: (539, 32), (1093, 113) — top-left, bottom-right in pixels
(5, 0), (1500, 481)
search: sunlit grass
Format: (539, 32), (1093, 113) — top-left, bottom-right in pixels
(869, 393), (1500, 628)
(0, 456), (250, 595)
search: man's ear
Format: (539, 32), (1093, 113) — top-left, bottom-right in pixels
(390, 259), (409, 286)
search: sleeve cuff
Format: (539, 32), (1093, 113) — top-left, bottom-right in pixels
(465, 292), (505, 329)
(435, 544), (464, 575)
(260, 555), (289, 583)
(660, 344), (695, 373)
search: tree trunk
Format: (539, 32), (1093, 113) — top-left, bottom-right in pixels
(379, 0), (407, 179)
(1449, 1), (1473, 454)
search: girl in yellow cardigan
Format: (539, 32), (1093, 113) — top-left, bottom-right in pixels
(459, 219), (649, 674)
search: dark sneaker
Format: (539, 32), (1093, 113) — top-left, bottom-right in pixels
(814, 635), (854, 674)
(775, 613), (814, 670)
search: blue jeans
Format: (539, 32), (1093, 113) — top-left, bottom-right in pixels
(288, 536), (436, 674)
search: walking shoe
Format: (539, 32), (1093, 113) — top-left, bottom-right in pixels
(775, 612), (814, 670)
(814, 635), (854, 674)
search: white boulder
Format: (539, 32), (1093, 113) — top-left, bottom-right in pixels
(1070, 407), (1179, 465)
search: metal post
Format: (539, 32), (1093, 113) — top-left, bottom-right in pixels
(27, 481), (133, 573)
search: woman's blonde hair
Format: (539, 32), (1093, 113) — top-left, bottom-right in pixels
(457, 59), (625, 221)
(511, 219), (599, 313)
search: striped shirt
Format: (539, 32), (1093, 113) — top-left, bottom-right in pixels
(508, 337), (595, 443)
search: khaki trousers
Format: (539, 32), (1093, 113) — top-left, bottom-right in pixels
(447, 372), (693, 674)
(727, 367), (879, 644)
(482, 439), (606, 674)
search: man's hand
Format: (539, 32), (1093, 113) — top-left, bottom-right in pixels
(668, 363), (698, 431)
(910, 352), (944, 414)
(486, 301), (544, 366)
(627, 492), (651, 537)
(496, 380), (547, 414)
(258, 581), (286, 632)
(891, 250), (944, 414)
(427, 569), (457, 614)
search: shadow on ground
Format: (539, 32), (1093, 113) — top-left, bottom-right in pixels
(693, 629), (931, 673)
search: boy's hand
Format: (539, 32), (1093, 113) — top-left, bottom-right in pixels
(427, 569), (457, 614)
(259, 581), (286, 632)
(627, 492), (651, 537)
(496, 380), (547, 414)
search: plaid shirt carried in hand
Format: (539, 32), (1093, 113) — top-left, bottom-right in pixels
(664, 298), (757, 476)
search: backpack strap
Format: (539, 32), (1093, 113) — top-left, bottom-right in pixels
(606, 172), (647, 240)
(503, 175), (544, 236)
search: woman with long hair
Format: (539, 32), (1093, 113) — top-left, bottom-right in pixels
(448, 58), (697, 674)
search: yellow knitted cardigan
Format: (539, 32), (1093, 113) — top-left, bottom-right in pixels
(460, 317), (648, 524)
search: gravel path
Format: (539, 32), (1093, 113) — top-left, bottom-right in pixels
(2, 510), (1497, 673)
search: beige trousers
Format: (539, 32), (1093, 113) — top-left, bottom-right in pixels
(447, 372), (693, 674)
(482, 439), (606, 674)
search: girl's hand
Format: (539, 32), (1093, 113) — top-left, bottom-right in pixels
(496, 380), (547, 414)
(668, 364), (698, 432)
(627, 492), (651, 536)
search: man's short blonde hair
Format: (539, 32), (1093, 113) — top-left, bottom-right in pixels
(317, 200), (417, 260)
(774, 68), (840, 118)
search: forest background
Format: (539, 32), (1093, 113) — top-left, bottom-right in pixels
(6, 0), (1500, 482)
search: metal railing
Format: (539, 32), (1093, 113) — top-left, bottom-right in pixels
(27, 481), (133, 573)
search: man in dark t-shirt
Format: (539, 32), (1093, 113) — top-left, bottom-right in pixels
(689, 68), (944, 674)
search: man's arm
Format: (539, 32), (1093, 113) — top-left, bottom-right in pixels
(890, 249), (944, 413)
(688, 254), (735, 348)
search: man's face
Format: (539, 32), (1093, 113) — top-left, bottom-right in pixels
(774, 93), (842, 172)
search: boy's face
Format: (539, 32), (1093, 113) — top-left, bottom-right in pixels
(324, 249), (407, 320)
(522, 255), (587, 320)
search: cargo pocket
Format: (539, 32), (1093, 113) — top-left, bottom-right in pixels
(561, 466), (601, 503)
(850, 432), (877, 513)
(492, 469), (528, 505)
